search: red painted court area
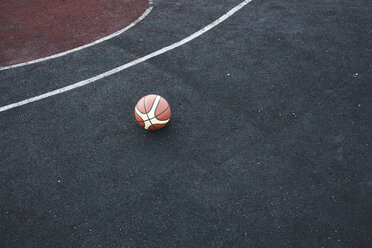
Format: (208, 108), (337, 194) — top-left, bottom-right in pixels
(0, 0), (148, 67)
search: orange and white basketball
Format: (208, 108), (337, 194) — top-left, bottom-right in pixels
(134, 94), (171, 131)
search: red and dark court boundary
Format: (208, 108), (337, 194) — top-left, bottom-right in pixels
(0, 0), (148, 67)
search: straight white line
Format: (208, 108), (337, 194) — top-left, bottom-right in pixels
(0, 7), (153, 71)
(0, 0), (253, 113)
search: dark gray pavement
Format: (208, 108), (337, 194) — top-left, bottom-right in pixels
(0, 0), (371, 247)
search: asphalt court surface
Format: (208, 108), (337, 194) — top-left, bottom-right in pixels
(0, 0), (148, 67)
(0, 0), (371, 247)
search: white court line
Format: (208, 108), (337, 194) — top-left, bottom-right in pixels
(0, 7), (154, 71)
(0, 0), (253, 113)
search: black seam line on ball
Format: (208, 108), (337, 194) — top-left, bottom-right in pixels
(156, 106), (169, 118)
(136, 106), (170, 123)
(143, 96), (154, 127)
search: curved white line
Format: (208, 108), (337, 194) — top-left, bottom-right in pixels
(0, 0), (253, 113)
(0, 7), (153, 71)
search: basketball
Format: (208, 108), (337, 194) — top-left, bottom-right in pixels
(134, 94), (171, 131)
